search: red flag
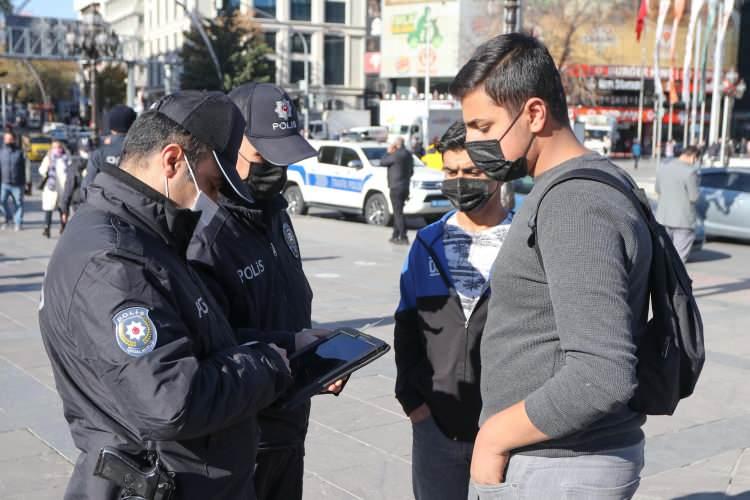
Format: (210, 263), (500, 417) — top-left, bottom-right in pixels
(636, 0), (648, 41)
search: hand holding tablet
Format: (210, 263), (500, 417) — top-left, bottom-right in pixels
(277, 328), (391, 409)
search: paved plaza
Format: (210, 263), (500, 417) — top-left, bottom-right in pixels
(0, 159), (749, 499)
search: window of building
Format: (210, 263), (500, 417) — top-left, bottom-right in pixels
(290, 0), (311, 21)
(266, 59), (277, 83)
(324, 35), (345, 85)
(290, 33), (311, 54)
(254, 0), (276, 18)
(290, 60), (307, 84)
(325, 0), (346, 23)
(264, 31), (277, 51)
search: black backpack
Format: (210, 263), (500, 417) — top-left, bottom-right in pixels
(529, 168), (705, 415)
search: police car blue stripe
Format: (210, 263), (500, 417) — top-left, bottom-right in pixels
(287, 164), (373, 193)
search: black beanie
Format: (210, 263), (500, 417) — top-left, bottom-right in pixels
(108, 105), (137, 133)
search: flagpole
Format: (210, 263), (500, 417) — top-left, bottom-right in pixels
(690, 17), (703, 145)
(637, 51), (645, 143)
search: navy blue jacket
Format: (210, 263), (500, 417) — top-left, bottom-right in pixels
(0, 145), (25, 186)
(188, 195), (314, 448)
(394, 211), (491, 442)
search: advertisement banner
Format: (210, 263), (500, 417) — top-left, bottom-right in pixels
(380, 1), (460, 79)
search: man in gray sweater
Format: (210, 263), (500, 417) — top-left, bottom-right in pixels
(450, 33), (652, 498)
(656, 145), (700, 263)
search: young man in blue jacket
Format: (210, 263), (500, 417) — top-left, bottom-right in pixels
(394, 121), (513, 500)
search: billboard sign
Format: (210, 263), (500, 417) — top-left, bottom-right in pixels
(380, 1), (460, 79)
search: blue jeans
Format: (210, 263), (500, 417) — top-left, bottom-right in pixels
(469, 441), (644, 500)
(412, 415), (474, 500)
(1, 184), (24, 227)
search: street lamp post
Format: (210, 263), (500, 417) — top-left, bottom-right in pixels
(65, 3), (119, 134)
(719, 68), (745, 165)
(250, 8), (311, 137)
(175, 0), (223, 88)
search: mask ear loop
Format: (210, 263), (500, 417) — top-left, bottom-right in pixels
(212, 150), (254, 204)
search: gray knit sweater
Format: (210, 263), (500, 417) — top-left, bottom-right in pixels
(480, 153), (652, 457)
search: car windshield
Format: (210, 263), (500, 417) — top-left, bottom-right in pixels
(362, 147), (388, 165)
(362, 147), (426, 167)
(584, 130), (608, 140)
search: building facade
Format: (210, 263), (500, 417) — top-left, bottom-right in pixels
(80, 0), (366, 112)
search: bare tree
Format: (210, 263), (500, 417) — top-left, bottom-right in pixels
(524, 0), (631, 105)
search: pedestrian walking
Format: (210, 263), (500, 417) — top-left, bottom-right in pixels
(59, 143), (90, 223)
(81, 104), (136, 194)
(381, 137), (414, 244)
(0, 130), (26, 231)
(655, 145), (700, 263)
(394, 121), (514, 500)
(189, 83), (341, 500)
(39, 91), (292, 499)
(38, 140), (69, 238)
(632, 139), (642, 170)
(451, 33), (651, 498)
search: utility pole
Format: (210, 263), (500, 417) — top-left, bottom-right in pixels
(503, 0), (522, 34)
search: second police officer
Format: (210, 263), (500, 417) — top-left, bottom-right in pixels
(188, 83), (340, 500)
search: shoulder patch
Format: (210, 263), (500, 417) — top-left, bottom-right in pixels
(113, 307), (158, 357)
(282, 222), (301, 259)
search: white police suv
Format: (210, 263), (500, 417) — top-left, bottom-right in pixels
(284, 140), (451, 225)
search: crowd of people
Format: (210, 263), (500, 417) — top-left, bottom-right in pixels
(7, 31), (707, 500)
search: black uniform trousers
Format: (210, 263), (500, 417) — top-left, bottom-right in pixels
(255, 444), (305, 500)
(390, 187), (409, 241)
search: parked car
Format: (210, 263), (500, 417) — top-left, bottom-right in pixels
(284, 140), (450, 225)
(697, 167), (750, 242)
(513, 174), (707, 254)
(23, 134), (52, 162)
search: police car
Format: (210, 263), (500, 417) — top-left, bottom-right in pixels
(284, 140), (450, 225)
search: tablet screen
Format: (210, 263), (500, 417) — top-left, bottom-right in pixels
(290, 333), (376, 392)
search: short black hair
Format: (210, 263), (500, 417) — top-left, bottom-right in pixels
(450, 32), (570, 127)
(437, 121), (466, 154)
(121, 111), (211, 166)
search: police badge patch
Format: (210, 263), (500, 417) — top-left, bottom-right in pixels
(113, 307), (158, 357)
(282, 222), (301, 259)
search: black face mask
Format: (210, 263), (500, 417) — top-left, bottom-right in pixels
(465, 108), (534, 182)
(246, 161), (287, 200)
(441, 178), (496, 213)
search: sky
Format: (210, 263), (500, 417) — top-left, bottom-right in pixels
(17, 0), (77, 19)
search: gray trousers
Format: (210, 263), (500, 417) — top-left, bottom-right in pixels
(469, 440), (644, 500)
(665, 227), (695, 263)
(412, 416), (474, 500)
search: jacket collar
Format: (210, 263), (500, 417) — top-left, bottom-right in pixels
(221, 193), (288, 227)
(87, 163), (200, 256)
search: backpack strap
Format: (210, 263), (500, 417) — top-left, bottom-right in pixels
(528, 168), (655, 273)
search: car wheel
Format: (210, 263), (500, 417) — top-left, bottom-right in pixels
(364, 193), (392, 226)
(283, 185), (308, 216)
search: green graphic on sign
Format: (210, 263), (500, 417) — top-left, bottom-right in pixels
(407, 7), (443, 49)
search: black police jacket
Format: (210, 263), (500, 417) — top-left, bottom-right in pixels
(39, 164), (291, 500)
(188, 195), (314, 448)
(81, 134), (125, 194)
(380, 146), (414, 191)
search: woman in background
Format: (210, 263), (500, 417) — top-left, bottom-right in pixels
(38, 140), (69, 238)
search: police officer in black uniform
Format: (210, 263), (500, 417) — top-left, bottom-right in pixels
(188, 83), (338, 500)
(81, 104), (137, 192)
(39, 91), (294, 500)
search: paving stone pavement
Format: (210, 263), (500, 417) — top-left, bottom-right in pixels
(0, 159), (749, 499)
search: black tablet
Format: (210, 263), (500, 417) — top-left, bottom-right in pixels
(278, 328), (390, 410)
